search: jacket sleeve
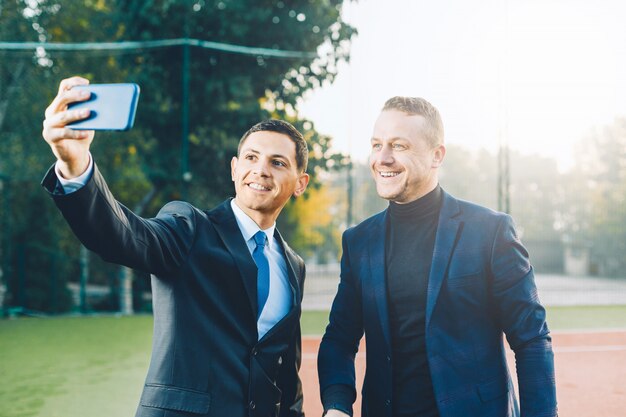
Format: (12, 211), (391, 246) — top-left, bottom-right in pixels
(489, 214), (558, 417)
(317, 231), (364, 416)
(277, 262), (305, 417)
(42, 163), (196, 276)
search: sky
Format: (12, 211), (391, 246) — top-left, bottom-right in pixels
(298, 0), (626, 170)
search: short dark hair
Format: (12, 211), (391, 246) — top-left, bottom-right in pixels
(382, 96), (444, 146)
(238, 119), (308, 173)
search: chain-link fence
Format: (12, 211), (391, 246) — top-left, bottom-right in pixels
(2, 44), (626, 316)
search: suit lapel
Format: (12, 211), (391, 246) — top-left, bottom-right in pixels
(425, 192), (462, 329)
(210, 199), (258, 322)
(274, 230), (301, 306)
(368, 210), (392, 350)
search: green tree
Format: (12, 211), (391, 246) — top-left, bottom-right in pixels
(0, 0), (356, 313)
(568, 118), (626, 276)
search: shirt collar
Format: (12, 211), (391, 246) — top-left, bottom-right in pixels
(230, 199), (276, 248)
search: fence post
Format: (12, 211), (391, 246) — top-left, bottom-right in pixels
(119, 266), (134, 315)
(79, 245), (89, 313)
(346, 158), (353, 228)
(0, 173), (10, 315)
(17, 244), (25, 308)
(50, 253), (57, 314)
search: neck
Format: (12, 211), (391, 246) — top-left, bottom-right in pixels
(395, 177), (439, 204)
(389, 184), (442, 219)
(233, 198), (278, 230)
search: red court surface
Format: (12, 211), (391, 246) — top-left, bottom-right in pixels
(300, 330), (626, 417)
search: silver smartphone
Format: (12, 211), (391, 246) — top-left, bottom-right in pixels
(67, 83), (140, 131)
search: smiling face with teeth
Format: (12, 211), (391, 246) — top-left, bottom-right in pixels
(370, 110), (446, 204)
(231, 131), (309, 229)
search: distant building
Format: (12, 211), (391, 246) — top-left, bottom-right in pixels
(562, 236), (591, 276)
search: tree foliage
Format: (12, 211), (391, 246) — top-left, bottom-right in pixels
(341, 145), (583, 274)
(0, 0), (356, 313)
(565, 118), (626, 276)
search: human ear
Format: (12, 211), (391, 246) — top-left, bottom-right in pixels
(230, 156), (238, 181)
(293, 173), (310, 197)
(432, 145), (446, 167)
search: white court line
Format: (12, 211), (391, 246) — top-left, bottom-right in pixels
(551, 328), (626, 335)
(301, 346), (626, 359)
(554, 345), (626, 353)
(302, 353), (365, 359)
(304, 330), (626, 339)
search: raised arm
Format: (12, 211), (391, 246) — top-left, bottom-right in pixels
(42, 76), (94, 179)
(41, 77), (196, 276)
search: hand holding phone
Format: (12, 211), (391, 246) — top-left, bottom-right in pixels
(67, 83), (140, 131)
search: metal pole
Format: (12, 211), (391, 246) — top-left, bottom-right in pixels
(497, 142), (510, 214)
(504, 142), (510, 214)
(50, 254), (57, 314)
(181, 9), (191, 200)
(119, 266), (134, 315)
(0, 174), (10, 315)
(497, 0), (511, 215)
(17, 244), (25, 308)
(346, 158), (353, 227)
(79, 245), (89, 313)
(497, 148), (503, 212)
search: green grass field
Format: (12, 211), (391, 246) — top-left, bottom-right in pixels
(0, 315), (152, 417)
(1, 306), (625, 417)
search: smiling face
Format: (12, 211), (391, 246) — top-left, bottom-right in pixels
(370, 110), (445, 203)
(231, 131), (309, 228)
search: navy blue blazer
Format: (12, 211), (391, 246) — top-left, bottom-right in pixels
(318, 191), (557, 417)
(43, 164), (305, 417)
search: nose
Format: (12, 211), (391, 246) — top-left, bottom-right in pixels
(375, 145), (394, 165)
(252, 157), (271, 176)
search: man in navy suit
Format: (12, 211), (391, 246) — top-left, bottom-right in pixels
(318, 97), (557, 417)
(41, 76), (309, 417)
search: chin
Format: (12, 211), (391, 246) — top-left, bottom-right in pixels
(377, 192), (400, 201)
(236, 193), (260, 208)
(242, 198), (268, 210)
(376, 186), (400, 201)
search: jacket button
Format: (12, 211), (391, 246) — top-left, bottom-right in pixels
(251, 348), (257, 356)
(277, 356), (283, 365)
(386, 356), (391, 362)
(249, 400), (256, 409)
(385, 399), (391, 406)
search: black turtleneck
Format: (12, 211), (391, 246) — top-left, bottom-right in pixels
(385, 185), (442, 417)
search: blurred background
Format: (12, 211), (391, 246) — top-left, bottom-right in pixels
(2, 1), (626, 416)
(1, 0), (625, 316)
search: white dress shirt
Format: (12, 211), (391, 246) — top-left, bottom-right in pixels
(55, 153), (94, 193)
(55, 157), (293, 339)
(230, 200), (293, 339)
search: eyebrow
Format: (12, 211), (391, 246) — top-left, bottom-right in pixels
(241, 147), (292, 165)
(371, 136), (410, 142)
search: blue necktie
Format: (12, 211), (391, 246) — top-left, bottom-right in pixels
(252, 231), (270, 319)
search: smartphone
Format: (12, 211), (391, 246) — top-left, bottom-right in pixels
(67, 83), (140, 131)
